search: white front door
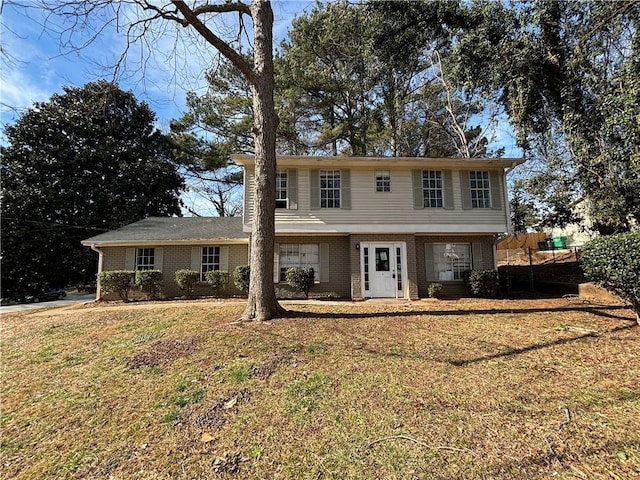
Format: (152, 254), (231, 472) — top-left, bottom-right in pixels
(361, 242), (407, 298)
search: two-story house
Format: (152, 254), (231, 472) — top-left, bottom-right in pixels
(82, 155), (523, 300)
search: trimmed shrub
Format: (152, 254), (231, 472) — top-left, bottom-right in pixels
(135, 270), (163, 300)
(233, 265), (251, 292)
(174, 269), (200, 298)
(286, 267), (315, 298)
(427, 282), (443, 298)
(581, 232), (640, 322)
(97, 270), (134, 302)
(205, 270), (230, 297)
(462, 269), (499, 297)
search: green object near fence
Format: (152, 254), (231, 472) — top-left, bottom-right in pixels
(552, 236), (567, 249)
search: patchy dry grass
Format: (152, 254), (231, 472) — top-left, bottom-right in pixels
(1, 298), (638, 479)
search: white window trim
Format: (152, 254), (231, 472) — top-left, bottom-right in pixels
(320, 169), (341, 209)
(375, 170), (391, 192)
(432, 243), (471, 281)
(470, 171), (491, 208)
(276, 169), (288, 209)
(422, 170), (444, 208)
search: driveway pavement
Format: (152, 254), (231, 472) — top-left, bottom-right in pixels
(0, 293), (96, 314)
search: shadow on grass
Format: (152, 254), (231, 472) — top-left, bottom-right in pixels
(445, 322), (637, 366)
(289, 304), (634, 322)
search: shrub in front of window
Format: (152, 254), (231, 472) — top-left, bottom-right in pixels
(427, 282), (443, 298)
(97, 270), (135, 302)
(286, 267), (315, 298)
(174, 269), (200, 298)
(581, 232), (639, 322)
(462, 270), (499, 297)
(205, 270), (230, 297)
(233, 265), (250, 292)
(135, 270), (163, 300)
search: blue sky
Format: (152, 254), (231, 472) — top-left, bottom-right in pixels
(0, 1), (316, 132)
(1, 1), (521, 155)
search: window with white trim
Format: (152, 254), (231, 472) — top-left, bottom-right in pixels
(136, 248), (155, 270)
(432, 243), (471, 281)
(320, 170), (341, 208)
(279, 244), (319, 282)
(422, 170), (443, 208)
(375, 171), (391, 192)
(276, 170), (288, 208)
(201, 246), (221, 281)
(470, 171), (491, 208)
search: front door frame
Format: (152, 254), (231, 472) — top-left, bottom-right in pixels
(360, 241), (408, 299)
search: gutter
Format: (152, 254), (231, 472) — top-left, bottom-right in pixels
(89, 244), (103, 301)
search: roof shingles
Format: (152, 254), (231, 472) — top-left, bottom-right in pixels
(82, 217), (246, 245)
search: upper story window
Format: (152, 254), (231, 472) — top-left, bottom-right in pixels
(276, 170), (288, 208)
(320, 170), (341, 208)
(422, 170), (443, 208)
(375, 171), (391, 192)
(201, 246), (221, 281)
(469, 171), (491, 208)
(136, 248), (155, 270)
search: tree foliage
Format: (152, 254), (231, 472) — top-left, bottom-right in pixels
(447, 0), (640, 233)
(1, 81), (183, 299)
(181, 1), (497, 160)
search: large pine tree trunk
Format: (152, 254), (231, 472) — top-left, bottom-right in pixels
(242, 0), (285, 321)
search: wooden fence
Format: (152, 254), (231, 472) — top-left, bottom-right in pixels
(496, 232), (547, 251)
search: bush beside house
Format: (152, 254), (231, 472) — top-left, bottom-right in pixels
(174, 269), (200, 298)
(135, 270), (163, 300)
(97, 270), (135, 302)
(462, 270), (499, 297)
(205, 270), (230, 297)
(581, 232), (640, 322)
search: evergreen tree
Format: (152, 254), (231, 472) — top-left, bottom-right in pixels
(1, 81), (184, 299)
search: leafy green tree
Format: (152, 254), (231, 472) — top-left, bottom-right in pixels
(448, 0), (640, 233)
(1, 81), (184, 299)
(277, 0), (494, 157)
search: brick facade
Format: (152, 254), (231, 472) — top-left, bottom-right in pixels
(98, 235), (495, 301)
(100, 244), (248, 299)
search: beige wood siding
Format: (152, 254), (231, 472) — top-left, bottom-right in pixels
(243, 167), (508, 231)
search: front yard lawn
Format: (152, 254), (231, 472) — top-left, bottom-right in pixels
(1, 298), (638, 479)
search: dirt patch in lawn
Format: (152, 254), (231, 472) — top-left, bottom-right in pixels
(127, 335), (200, 369)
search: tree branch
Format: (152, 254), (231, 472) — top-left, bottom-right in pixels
(171, 1), (257, 85)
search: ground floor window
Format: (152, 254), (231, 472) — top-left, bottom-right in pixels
(433, 243), (471, 280)
(201, 246), (221, 281)
(136, 248), (155, 270)
(279, 244), (319, 282)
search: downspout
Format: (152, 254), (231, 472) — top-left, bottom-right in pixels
(89, 244), (103, 301)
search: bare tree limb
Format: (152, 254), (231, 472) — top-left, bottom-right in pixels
(171, 1), (257, 85)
